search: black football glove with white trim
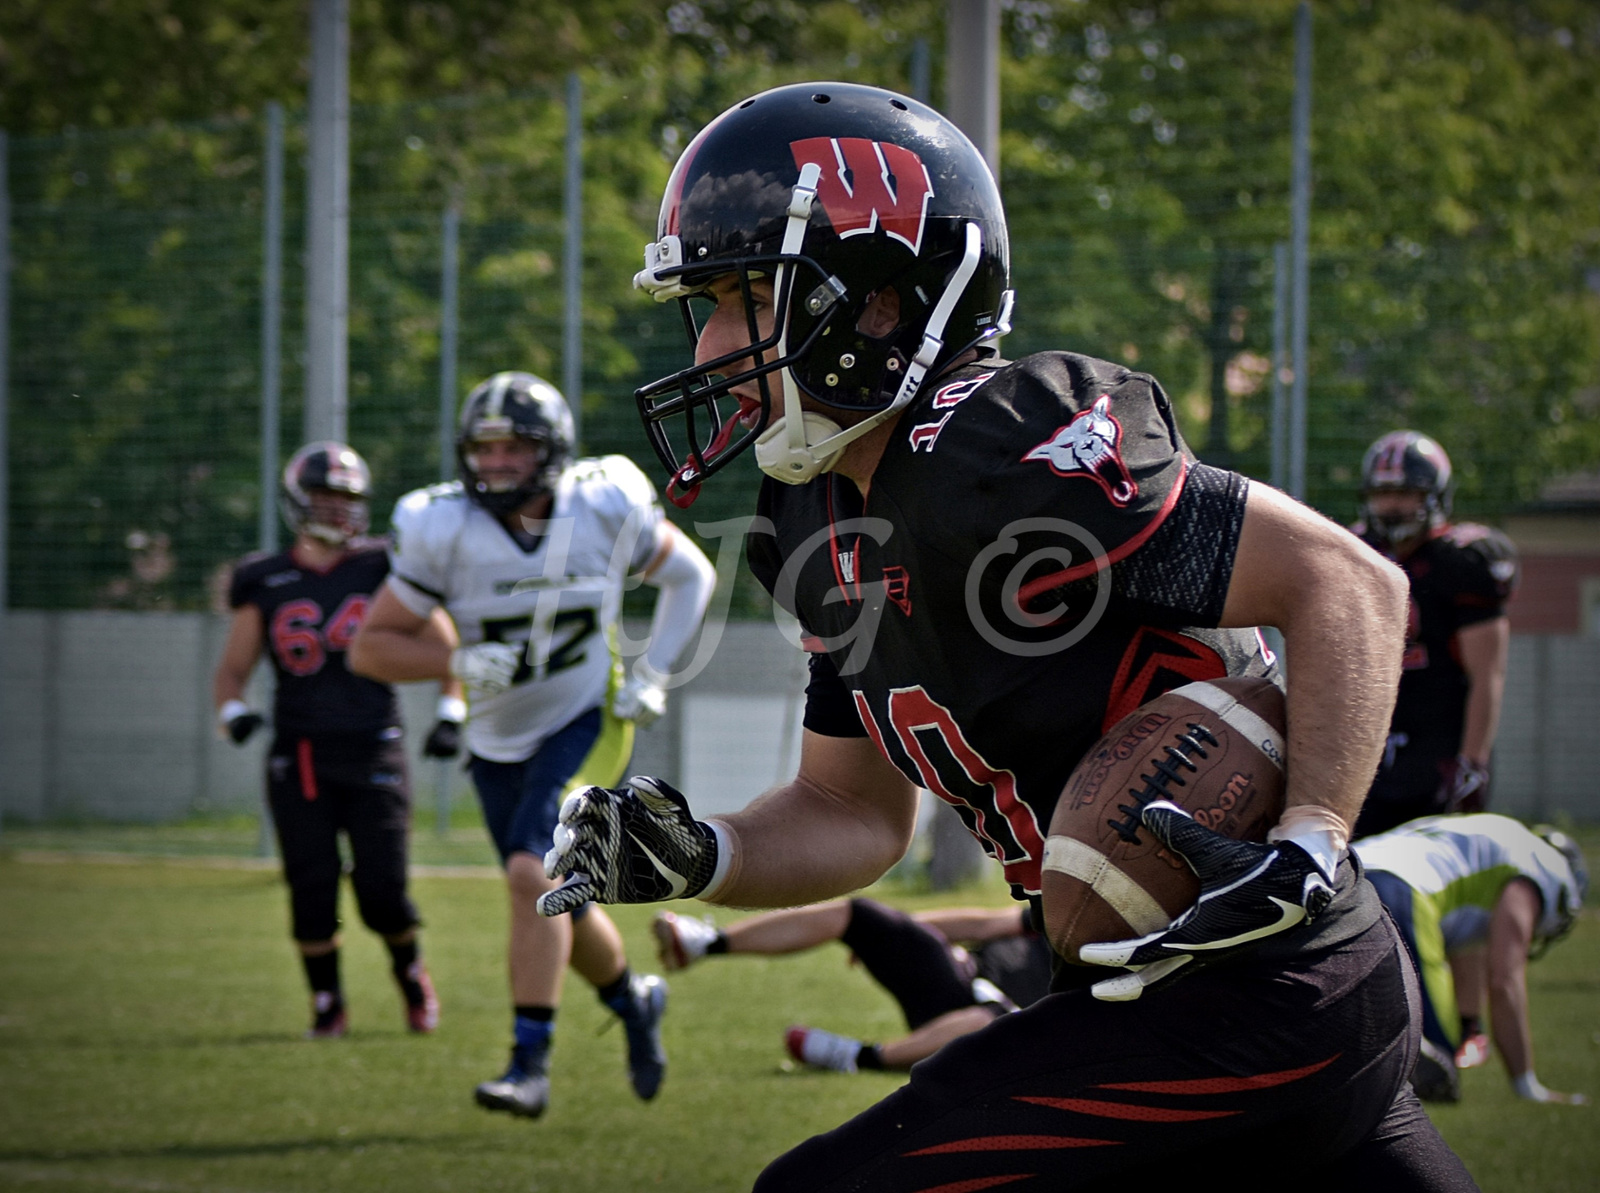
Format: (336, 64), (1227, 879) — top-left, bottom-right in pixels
(1079, 799), (1336, 1002)
(537, 776), (719, 917)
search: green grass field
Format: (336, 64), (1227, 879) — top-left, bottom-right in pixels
(1, 820), (1596, 1192)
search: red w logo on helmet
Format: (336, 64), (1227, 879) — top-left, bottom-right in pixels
(790, 137), (934, 255)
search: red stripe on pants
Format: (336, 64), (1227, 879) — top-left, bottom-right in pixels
(297, 739), (319, 800)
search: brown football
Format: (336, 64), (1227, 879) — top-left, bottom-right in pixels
(1042, 676), (1287, 965)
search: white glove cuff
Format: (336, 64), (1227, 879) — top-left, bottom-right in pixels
(1512, 1072), (1550, 1101)
(436, 695), (468, 723)
(1268, 806), (1349, 881)
(700, 819), (735, 902)
(218, 699), (250, 727)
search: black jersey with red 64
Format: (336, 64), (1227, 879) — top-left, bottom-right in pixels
(748, 353), (1276, 899)
(229, 541), (400, 737)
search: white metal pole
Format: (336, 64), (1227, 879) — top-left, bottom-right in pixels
(910, 37), (931, 104)
(945, 0), (1000, 177)
(438, 202), (459, 484)
(260, 103), (284, 554)
(1271, 241), (1289, 491)
(1289, 1), (1312, 501)
(0, 130), (8, 842)
(434, 200), (461, 838)
(305, 0), (349, 445)
(930, 0), (1000, 891)
(562, 73), (583, 447)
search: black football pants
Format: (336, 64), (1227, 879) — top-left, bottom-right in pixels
(267, 733), (418, 942)
(754, 910), (1478, 1193)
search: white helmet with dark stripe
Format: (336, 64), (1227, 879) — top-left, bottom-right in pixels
(456, 371), (575, 516)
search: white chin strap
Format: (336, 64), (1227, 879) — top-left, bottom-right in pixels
(755, 196), (988, 486)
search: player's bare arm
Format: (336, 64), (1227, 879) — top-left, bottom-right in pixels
(348, 585), (458, 683)
(703, 730), (919, 908)
(1457, 616), (1509, 765)
(213, 603), (265, 709)
(1219, 481), (1409, 829)
(538, 730), (918, 917)
(912, 907), (1028, 946)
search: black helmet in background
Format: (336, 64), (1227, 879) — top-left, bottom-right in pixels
(456, 371), (575, 516)
(1360, 430), (1452, 547)
(280, 441), (371, 545)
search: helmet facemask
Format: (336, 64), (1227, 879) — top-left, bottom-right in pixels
(633, 83), (1013, 506)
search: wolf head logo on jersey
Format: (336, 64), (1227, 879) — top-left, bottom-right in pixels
(1023, 396), (1138, 506)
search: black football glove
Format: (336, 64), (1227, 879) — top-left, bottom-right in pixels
(1078, 799), (1336, 1002)
(422, 719), (461, 759)
(225, 711), (266, 744)
(537, 777), (719, 917)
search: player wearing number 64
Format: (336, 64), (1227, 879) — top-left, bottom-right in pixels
(349, 372), (715, 1119)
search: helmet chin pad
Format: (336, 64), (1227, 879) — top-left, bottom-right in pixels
(755, 409), (846, 484)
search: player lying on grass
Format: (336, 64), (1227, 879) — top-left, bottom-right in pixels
(1354, 813), (1589, 1105)
(537, 83), (1478, 1190)
(655, 900), (1052, 1072)
(214, 442), (448, 1038)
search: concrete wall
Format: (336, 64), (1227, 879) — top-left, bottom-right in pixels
(2, 612), (1597, 824)
(0, 612), (808, 825)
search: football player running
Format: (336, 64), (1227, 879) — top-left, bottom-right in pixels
(1355, 814), (1589, 1105)
(1352, 432), (1519, 837)
(349, 372), (714, 1119)
(539, 84), (1479, 1190)
(213, 442), (447, 1039)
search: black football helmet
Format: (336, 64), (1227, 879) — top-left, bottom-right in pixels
(1530, 825), (1589, 958)
(1360, 430), (1453, 546)
(456, 371), (575, 516)
(634, 81), (1013, 506)
(280, 441), (371, 545)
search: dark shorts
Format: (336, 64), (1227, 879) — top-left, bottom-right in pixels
(469, 708), (602, 865)
(266, 730), (417, 942)
(841, 899), (993, 1030)
(756, 867), (1477, 1193)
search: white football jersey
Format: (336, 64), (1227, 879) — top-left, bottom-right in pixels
(1353, 813), (1580, 949)
(387, 455), (664, 762)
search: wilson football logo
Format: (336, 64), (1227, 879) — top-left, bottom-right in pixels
(790, 137), (934, 254)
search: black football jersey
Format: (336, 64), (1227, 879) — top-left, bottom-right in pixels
(748, 352), (1275, 899)
(228, 540), (401, 737)
(1357, 522), (1518, 747)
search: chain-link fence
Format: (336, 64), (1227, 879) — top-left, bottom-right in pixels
(5, 7), (1597, 616)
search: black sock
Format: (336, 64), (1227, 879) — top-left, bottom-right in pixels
(1460, 1014), (1483, 1039)
(856, 1044), (885, 1071)
(387, 938), (419, 982)
(707, 933), (730, 955)
(301, 949), (341, 1000)
(597, 967), (633, 1011)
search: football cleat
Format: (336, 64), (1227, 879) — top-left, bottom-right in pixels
(786, 1026), (862, 1073)
(1411, 1038), (1461, 1103)
(1455, 1032), (1491, 1070)
(307, 992), (348, 1040)
(474, 1058), (550, 1119)
(653, 911), (719, 972)
(618, 973), (669, 1100)
(399, 961), (440, 1034)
